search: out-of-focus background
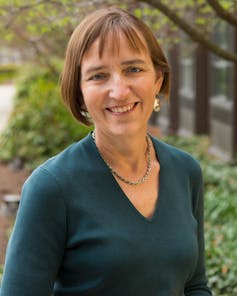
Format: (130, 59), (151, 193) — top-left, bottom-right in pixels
(0, 1), (236, 295)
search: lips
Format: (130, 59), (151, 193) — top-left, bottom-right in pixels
(106, 103), (137, 114)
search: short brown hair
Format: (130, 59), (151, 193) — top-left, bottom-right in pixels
(61, 7), (170, 125)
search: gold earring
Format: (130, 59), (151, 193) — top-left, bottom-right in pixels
(154, 95), (161, 112)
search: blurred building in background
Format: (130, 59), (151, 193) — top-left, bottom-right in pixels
(153, 22), (237, 162)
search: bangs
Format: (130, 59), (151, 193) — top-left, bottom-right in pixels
(97, 19), (147, 57)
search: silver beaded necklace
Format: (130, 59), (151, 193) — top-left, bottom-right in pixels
(91, 131), (152, 185)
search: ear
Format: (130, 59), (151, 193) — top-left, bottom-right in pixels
(155, 74), (164, 93)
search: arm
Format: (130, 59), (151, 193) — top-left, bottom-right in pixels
(0, 167), (67, 296)
(184, 165), (212, 295)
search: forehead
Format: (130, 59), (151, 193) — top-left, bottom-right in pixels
(83, 29), (148, 60)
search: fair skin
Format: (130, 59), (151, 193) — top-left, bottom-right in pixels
(80, 32), (163, 218)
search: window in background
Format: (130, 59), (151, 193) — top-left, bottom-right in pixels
(179, 35), (196, 99)
(210, 22), (234, 101)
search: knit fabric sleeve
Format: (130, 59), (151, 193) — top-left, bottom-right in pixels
(184, 161), (212, 296)
(0, 167), (67, 296)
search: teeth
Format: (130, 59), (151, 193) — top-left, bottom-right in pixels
(110, 104), (134, 113)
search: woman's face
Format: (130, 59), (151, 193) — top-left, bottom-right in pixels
(80, 32), (163, 137)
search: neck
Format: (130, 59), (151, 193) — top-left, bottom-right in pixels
(93, 129), (149, 170)
(92, 129), (153, 186)
(92, 129), (152, 185)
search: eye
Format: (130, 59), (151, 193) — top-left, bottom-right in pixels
(127, 67), (143, 73)
(88, 73), (107, 81)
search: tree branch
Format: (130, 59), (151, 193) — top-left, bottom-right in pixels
(11, 26), (58, 75)
(206, 0), (237, 28)
(4, 0), (63, 29)
(142, 0), (237, 63)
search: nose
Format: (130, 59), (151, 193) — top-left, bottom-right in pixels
(108, 74), (130, 100)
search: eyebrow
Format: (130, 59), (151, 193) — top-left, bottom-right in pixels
(121, 59), (146, 66)
(84, 59), (146, 75)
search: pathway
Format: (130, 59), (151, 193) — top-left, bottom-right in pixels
(0, 84), (15, 135)
(0, 84), (16, 265)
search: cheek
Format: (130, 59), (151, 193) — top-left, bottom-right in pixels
(81, 87), (94, 106)
(81, 90), (105, 120)
(138, 84), (156, 101)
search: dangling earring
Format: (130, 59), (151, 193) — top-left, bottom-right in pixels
(154, 94), (161, 112)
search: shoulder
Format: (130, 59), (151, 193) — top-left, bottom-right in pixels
(29, 133), (92, 179)
(41, 133), (93, 174)
(22, 133), (93, 201)
(151, 136), (202, 180)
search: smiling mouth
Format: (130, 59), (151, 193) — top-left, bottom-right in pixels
(106, 103), (138, 114)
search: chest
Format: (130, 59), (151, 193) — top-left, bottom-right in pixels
(58, 173), (198, 294)
(115, 161), (160, 219)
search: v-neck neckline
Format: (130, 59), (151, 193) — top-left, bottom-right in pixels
(88, 133), (165, 223)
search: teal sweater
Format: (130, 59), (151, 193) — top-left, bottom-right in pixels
(1, 134), (212, 295)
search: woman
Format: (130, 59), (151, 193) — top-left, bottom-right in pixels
(1, 7), (212, 296)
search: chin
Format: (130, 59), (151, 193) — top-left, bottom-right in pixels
(109, 124), (147, 137)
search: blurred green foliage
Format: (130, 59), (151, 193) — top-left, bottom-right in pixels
(0, 265), (3, 284)
(0, 65), (92, 170)
(0, 64), (19, 84)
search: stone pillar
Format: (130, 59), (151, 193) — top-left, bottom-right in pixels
(194, 45), (210, 134)
(169, 44), (180, 134)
